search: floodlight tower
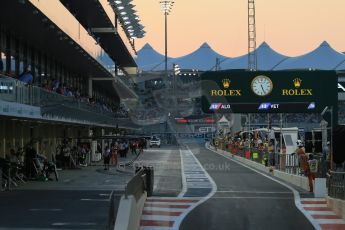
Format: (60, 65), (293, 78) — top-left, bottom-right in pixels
(248, 0), (257, 71)
(160, 0), (174, 80)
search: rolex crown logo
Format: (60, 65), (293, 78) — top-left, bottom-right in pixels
(222, 79), (231, 89)
(293, 78), (302, 88)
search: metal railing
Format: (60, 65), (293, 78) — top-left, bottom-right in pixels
(0, 76), (41, 106)
(328, 171), (345, 200)
(0, 75), (135, 126)
(215, 141), (324, 177)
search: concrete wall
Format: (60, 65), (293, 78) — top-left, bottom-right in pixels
(327, 196), (345, 220)
(114, 192), (147, 230)
(214, 148), (310, 191)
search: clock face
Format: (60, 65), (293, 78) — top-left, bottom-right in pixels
(251, 75), (273, 96)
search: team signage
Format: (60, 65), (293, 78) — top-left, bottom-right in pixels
(201, 70), (338, 113)
(210, 79), (242, 97)
(281, 78), (313, 96)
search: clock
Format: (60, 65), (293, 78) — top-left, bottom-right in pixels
(251, 75), (273, 97)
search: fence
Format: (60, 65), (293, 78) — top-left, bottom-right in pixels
(216, 141), (325, 177)
(328, 171), (345, 200)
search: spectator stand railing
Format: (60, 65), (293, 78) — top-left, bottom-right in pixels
(0, 75), (136, 127)
(0, 76), (40, 106)
(328, 171), (345, 200)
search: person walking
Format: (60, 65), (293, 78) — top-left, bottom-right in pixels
(119, 142), (125, 158)
(111, 145), (118, 166)
(103, 147), (111, 170)
(130, 141), (136, 155)
(124, 141), (129, 158)
(307, 154), (318, 193)
(268, 140), (275, 167)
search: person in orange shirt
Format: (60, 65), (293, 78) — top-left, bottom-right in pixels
(293, 140), (309, 176)
(111, 144), (118, 166)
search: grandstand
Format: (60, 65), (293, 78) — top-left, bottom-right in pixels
(0, 0), (144, 159)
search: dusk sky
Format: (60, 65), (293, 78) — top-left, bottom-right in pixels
(133, 0), (345, 58)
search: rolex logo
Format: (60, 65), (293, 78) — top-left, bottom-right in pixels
(222, 79), (231, 89)
(293, 78), (302, 88)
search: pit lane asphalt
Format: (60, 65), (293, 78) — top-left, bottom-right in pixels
(179, 144), (315, 230)
(0, 146), (181, 229)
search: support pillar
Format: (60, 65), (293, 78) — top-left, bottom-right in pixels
(101, 128), (105, 155)
(88, 78), (93, 98)
(1, 119), (5, 158)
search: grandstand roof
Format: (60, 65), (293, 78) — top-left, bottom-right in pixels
(274, 41), (345, 70)
(136, 43), (169, 71)
(61, 0), (137, 68)
(136, 43), (228, 71)
(172, 43), (228, 71)
(137, 41), (345, 72)
(220, 42), (288, 70)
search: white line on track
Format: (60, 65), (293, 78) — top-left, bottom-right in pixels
(215, 190), (292, 194)
(301, 198), (326, 201)
(301, 204), (328, 207)
(209, 196), (294, 199)
(145, 149), (173, 153)
(99, 193), (110, 196)
(178, 149), (187, 197)
(316, 219), (345, 224)
(307, 211), (335, 215)
(206, 144), (322, 230)
(172, 146), (218, 229)
(143, 207), (189, 212)
(145, 201), (194, 206)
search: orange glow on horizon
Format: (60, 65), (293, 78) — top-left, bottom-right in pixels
(133, 0), (345, 58)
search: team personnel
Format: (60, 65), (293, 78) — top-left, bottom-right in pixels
(293, 140), (309, 176)
(307, 154), (318, 193)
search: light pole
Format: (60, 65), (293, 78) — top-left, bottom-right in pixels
(160, 0), (174, 81)
(321, 106), (334, 170)
(173, 63), (180, 116)
(160, 0), (174, 136)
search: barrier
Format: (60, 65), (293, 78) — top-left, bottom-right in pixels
(112, 168), (151, 230)
(327, 196), (345, 220)
(208, 144), (311, 192)
(125, 168), (147, 200)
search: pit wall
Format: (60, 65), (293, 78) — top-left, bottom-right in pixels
(207, 145), (310, 191)
(114, 192), (147, 230)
